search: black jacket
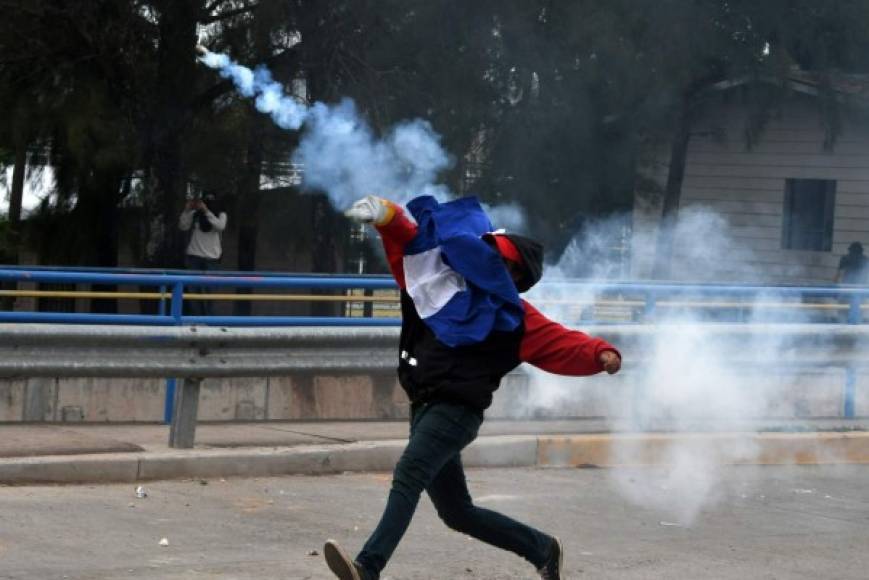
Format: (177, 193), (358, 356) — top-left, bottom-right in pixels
(396, 291), (523, 411)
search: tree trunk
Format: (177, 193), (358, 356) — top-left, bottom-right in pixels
(300, 38), (344, 316)
(2, 140), (26, 311)
(233, 115), (267, 316)
(77, 168), (126, 313)
(652, 99), (692, 280)
(310, 194), (340, 316)
(233, 11), (272, 315)
(8, 140), (26, 263)
(145, 1), (203, 269)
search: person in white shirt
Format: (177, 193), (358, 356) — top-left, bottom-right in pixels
(178, 193), (227, 315)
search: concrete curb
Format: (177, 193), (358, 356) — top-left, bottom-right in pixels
(0, 432), (867, 484)
(0, 436), (540, 484)
(536, 431), (869, 467)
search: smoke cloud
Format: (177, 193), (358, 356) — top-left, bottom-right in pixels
(201, 50), (851, 527)
(522, 205), (851, 525)
(295, 100), (452, 209)
(198, 49), (524, 231)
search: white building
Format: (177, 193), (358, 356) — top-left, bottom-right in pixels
(633, 73), (869, 285)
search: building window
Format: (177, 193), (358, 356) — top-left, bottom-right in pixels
(782, 178), (836, 251)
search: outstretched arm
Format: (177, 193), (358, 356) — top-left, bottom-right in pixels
(519, 300), (621, 375)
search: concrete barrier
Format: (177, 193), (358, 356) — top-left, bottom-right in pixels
(3, 366), (865, 423)
(0, 323), (867, 434)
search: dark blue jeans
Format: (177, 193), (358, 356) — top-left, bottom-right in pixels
(355, 402), (553, 576)
(184, 255), (218, 316)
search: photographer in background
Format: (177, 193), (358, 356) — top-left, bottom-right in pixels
(179, 192), (227, 316)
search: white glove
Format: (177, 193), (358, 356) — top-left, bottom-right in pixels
(344, 195), (389, 225)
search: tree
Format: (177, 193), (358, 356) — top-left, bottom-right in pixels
(6, 0), (869, 285)
(0, 1), (149, 271)
(144, 0), (301, 274)
(648, 0), (869, 278)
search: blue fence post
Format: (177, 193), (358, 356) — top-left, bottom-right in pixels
(844, 366), (857, 419)
(163, 382), (177, 424)
(170, 281), (184, 323)
(848, 294), (861, 325)
(164, 281), (185, 424)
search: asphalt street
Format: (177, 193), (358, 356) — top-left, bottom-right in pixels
(1, 465), (867, 579)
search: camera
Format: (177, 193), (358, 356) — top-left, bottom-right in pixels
(189, 192), (220, 232)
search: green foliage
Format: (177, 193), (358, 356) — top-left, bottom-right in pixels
(3, 0), (869, 269)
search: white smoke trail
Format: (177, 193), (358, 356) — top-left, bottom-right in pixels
(199, 49), (524, 231)
(200, 53), (308, 129)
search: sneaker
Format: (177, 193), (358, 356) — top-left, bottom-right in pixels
(324, 539), (370, 580)
(537, 536), (563, 579)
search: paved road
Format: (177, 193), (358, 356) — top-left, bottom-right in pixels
(1, 466), (867, 579)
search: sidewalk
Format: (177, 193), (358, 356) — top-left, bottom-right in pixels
(0, 418), (867, 484)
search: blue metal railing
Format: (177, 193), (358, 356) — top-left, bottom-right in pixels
(1, 266), (868, 420)
(0, 263), (395, 280)
(1, 267), (867, 325)
(528, 280), (869, 324)
(0, 269), (400, 327)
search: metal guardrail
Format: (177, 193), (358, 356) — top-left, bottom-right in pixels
(2, 266), (868, 432)
(0, 323), (865, 447)
(0, 324), (399, 377)
(0, 268), (403, 423)
(0, 324), (398, 448)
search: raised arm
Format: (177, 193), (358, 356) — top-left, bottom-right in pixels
(519, 300), (621, 375)
(375, 207), (417, 288)
(179, 207), (195, 231)
(345, 196), (417, 288)
(203, 210), (227, 232)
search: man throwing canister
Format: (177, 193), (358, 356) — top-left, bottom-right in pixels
(325, 195), (621, 580)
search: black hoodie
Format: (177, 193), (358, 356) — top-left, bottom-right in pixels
(502, 234), (544, 293)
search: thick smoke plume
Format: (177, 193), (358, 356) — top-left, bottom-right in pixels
(198, 50), (524, 230)
(523, 206), (852, 525)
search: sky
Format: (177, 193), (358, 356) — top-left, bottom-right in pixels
(0, 166), (50, 215)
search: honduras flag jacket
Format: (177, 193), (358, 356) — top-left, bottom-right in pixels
(378, 195), (617, 411)
(402, 195), (524, 348)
